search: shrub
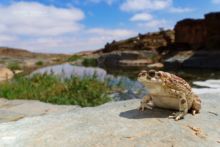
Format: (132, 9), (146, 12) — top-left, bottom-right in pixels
(35, 61), (44, 66)
(82, 58), (97, 67)
(7, 62), (21, 71)
(0, 74), (111, 107)
(67, 55), (82, 62)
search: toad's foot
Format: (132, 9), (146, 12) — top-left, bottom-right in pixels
(138, 95), (152, 112)
(168, 111), (186, 121)
(138, 103), (152, 112)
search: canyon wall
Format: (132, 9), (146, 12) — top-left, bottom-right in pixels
(175, 12), (220, 50)
(205, 12), (220, 49)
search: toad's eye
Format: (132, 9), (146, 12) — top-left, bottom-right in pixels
(156, 72), (162, 77)
(138, 72), (146, 77)
(148, 70), (156, 77)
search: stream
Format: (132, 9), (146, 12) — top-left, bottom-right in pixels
(32, 63), (220, 101)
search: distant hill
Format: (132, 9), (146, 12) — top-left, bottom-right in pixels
(0, 47), (69, 58)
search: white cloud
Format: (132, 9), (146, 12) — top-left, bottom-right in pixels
(0, 2), (137, 53)
(122, 0), (192, 32)
(130, 13), (153, 21)
(137, 19), (171, 31)
(0, 35), (17, 43)
(0, 28), (135, 53)
(121, 0), (193, 14)
(169, 7), (194, 13)
(0, 2), (85, 37)
(88, 28), (135, 37)
(120, 0), (172, 12)
(212, 0), (220, 4)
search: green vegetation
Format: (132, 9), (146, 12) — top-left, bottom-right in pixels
(0, 74), (112, 107)
(35, 61), (44, 66)
(67, 55), (82, 62)
(7, 62), (21, 71)
(82, 58), (98, 67)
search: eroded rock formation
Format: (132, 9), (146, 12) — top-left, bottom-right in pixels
(98, 30), (174, 53)
(175, 19), (207, 49)
(205, 12), (220, 49)
(175, 12), (220, 50)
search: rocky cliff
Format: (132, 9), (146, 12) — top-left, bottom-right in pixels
(175, 19), (207, 49)
(205, 12), (220, 49)
(97, 30), (174, 53)
(175, 12), (220, 50)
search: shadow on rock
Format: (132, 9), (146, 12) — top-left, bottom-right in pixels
(119, 108), (174, 119)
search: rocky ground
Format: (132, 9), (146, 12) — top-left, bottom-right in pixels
(0, 86), (219, 147)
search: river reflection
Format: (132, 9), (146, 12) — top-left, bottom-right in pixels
(32, 63), (107, 80)
(32, 63), (147, 101)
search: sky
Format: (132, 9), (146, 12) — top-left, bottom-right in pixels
(0, 0), (219, 53)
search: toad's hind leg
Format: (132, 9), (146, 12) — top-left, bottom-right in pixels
(190, 95), (201, 115)
(138, 95), (152, 112)
(169, 93), (188, 121)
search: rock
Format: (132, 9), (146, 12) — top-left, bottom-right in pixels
(119, 59), (152, 67)
(0, 68), (14, 82)
(51, 58), (61, 62)
(147, 62), (164, 69)
(98, 51), (157, 68)
(205, 12), (220, 50)
(99, 30), (174, 53)
(164, 51), (220, 69)
(174, 12), (220, 50)
(14, 70), (23, 74)
(175, 19), (207, 49)
(0, 98), (78, 123)
(193, 79), (220, 94)
(0, 90), (219, 147)
(163, 51), (193, 68)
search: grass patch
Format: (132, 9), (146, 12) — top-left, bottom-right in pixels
(7, 62), (21, 71)
(67, 55), (82, 62)
(82, 58), (97, 67)
(0, 74), (112, 107)
(35, 61), (44, 66)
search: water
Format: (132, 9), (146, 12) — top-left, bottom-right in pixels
(193, 80), (220, 94)
(103, 66), (220, 83)
(32, 63), (220, 101)
(32, 63), (147, 101)
(32, 63), (107, 81)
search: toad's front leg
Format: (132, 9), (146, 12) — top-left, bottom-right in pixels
(138, 95), (153, 112)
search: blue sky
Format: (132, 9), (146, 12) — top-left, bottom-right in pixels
(0, 0), (219, 53)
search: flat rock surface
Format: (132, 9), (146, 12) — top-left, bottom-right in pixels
(0, 91), (220, 147)
(0, 98), (78, 123)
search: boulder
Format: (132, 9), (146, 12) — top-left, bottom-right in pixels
(0, 68), (14, 82)
(98, 51), (157, 68)
(147, 62), (164, 69)
(119, 59), (152, 67)
(0, 89), (219, 147)
(164, 51), (220, 69)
